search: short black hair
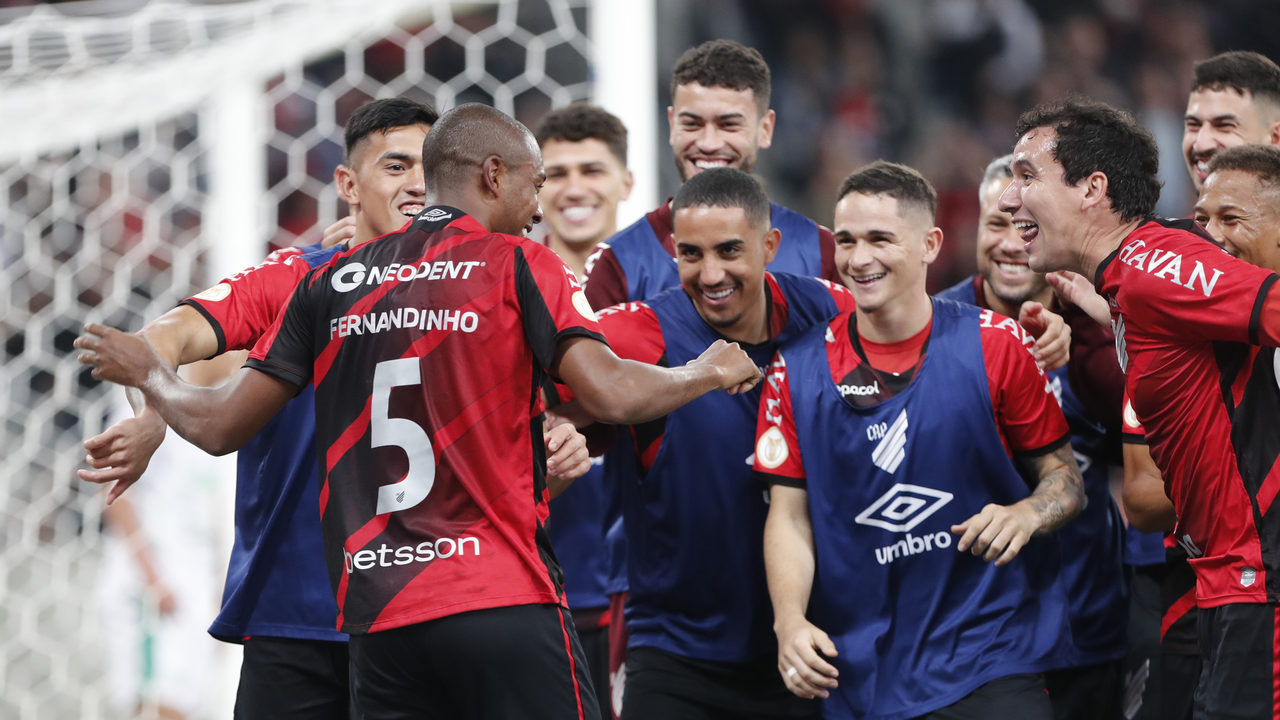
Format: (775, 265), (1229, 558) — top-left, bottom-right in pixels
(671, 167), (770, 229)
(671, 39), (771, 114)
(1191, 51), (1280, 107)
(344, 98), (439, 161)
(1015, 98), (1161, 222)
(421, 103), (534, 192)
(533, 103), (628, 165)
(837, 160), (938, 223)
(1207, 143), (1280, 191)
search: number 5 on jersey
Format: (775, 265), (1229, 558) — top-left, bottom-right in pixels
(372, 358), (436, 514)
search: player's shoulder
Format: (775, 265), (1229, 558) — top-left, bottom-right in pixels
(596, 299), (654, 321)
(972, 305), (1035, 352)
(606, 204), (667, 246)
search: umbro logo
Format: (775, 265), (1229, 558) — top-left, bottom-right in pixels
(420, 207), (453, 222)
(855, 483), (954, 533)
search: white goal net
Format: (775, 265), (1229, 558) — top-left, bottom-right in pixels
(0, 1), (653, 716)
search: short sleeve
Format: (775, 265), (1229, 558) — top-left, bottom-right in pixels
(243, 271), (320, 392)
(979, 312), (1070, 456)
(515, 243), (608, 373)
(595, 302), (665, 366)
(753, 351), (807, 486)
(1121, 391), (1147, 444)
(181, 249), (315, 354)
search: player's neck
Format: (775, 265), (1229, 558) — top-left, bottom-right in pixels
(856, 291), (933, 344)
(1078, 217), (1143, 280)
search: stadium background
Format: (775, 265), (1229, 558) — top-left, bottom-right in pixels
(0, 0), (1273, 717)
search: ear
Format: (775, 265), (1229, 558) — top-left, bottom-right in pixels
(481, 155), (504, 198)
(921, 227), (943, 265)
(762, 227), (781, 265)
(621, 169), (635, 201)
(1080, 171), (1110, 212)
(757, 108), (776, 150)
(1268, 118), (1280, 146)
(334, 165), (358, 206)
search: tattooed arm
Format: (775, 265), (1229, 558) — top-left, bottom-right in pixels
(950, 441), (1084, 566)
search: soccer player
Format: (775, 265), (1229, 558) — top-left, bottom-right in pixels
(569, 166), (855, 720)
(583, 38), (840, 309)
(77, 97), (438, 719)
(77, 103), (762, 718)
(759, 160), (1083, 719)
(534, 102), (634, 720)
(1182, 50), (1280, 194)
(1001, 97), (1280, 719)
(936, 155), (1128, 719)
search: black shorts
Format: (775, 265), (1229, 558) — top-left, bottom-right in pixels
(620, 646), (820, 720)
(1194, 603), (1280, 720)
(1045, 660), (1123, 720)
(349, 603), (599, 720)
(914, 673), (1052, 720)
(234, 636), (350, 720)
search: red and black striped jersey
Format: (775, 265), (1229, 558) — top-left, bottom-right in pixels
(1097, 216), (1280, 606)
(246, 207), (607, 634)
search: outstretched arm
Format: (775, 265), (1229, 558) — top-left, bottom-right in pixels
(951, 442), (1085, 566)
(765, 484), (839, 699)
(76, 323), (293, 456)
(553, 336), (761, 425)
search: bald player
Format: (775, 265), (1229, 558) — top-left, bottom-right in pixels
(77, 103), (761, 718)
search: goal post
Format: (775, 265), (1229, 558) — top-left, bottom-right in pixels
(0, 1), (654, 716)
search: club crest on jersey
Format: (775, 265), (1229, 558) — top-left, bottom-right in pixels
(192, 282), (232, 302)
(869, 409), (909, 473)
(755, 426), (789, 470)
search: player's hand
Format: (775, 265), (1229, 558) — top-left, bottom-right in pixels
(1046, 271), (1110, 326)
(78, 409), (166, 505)
(148, 579), (179, 617)
(691, 339), (762, 394)
(322, 215), (357, 249)
(951, 502), (1039, 566)
(1018, 301), (1070, 371)
(544, 422), (591, 498)
(74, 323), (162, 388)
(774, 615), (839, 699)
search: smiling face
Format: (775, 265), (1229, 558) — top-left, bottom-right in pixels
(1195, 168), (1280, 272)
(337, 123), (431, 243)
(674, 204), (779, 343)
(539, 138), (633, 248)
(1000, 126), (1089, 274)
(833, 192), (939, 318)
(976, 177), (1050, 311)
(1183, 88), (1275, 192)
(491, 134), (546, 237)
(668, 82), (775, 182)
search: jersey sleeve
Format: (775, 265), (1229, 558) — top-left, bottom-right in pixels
(1109, 233), (1280, 346)
(979, 311), (1070, 457)
(180, 249), (313, 355)
(515, 242), (608, 373)
(243, 271), (319, 392)
(820, 277), (858, 313)
(1121, 391), (1147, 444)
(583, 244), (629, 311)
(753, 351), (807, 486)
(595, 302), (665, 365)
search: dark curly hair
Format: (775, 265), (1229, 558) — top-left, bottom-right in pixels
(1015, 98), (1161, 222)
(671, 39), (770, 114)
